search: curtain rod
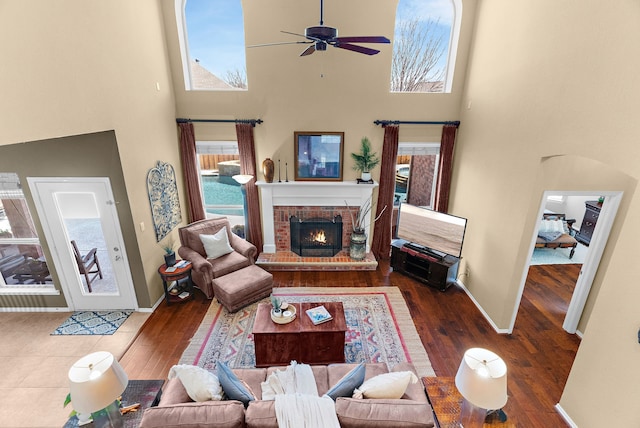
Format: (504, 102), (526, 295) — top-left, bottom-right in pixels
(374, 120), (460, 127)
(176, 118), (264, 127)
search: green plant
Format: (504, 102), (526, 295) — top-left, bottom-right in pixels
(160, 237), (175, 254)
(270, 294), (281, 311)
(350, 137), (380, 173)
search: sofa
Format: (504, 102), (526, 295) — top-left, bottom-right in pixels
(139, 362), (435, 428)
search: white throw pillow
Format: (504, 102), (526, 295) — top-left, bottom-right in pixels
(352, 371), (418, 399)
(200, 228), (234, 259)
(539, 219), (565, 234)
(168, 364), (223, 402)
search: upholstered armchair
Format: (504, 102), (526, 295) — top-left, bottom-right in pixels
(178, 218), (257, 299)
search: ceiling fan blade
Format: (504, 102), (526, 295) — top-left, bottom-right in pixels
(334, 43), (380, 55)
(334, 36), (390, 44)
(300, 45), (316, 56)
(281, 30), (310, 40)
(248, 41), (312, 48)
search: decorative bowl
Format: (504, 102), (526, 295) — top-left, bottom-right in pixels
(271, 304), (296, 324)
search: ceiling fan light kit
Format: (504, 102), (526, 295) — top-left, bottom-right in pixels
(250, 0), (390, 57)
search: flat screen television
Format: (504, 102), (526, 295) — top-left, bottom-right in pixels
(396, 203), (467, 259)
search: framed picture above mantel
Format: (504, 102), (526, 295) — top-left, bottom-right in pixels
(294, 131), (344, 181)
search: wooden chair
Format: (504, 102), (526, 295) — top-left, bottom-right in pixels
(71, 240), (103, 292)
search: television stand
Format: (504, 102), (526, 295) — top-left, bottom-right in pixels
(390, 239), (460, 291)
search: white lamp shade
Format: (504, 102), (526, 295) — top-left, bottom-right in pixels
(455, 347), (507, 410)
(232, 174), (254, 185)
(68, 351), (128, 414)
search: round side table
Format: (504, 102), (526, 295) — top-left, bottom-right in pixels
(158, 261), (193, 305)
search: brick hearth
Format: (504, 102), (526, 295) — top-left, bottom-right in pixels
(256, 250), (377, 271)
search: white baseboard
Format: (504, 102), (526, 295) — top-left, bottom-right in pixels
(456, 279), (511, 334)
(0, 306), (70, 312)
(555, 403), (578, 427)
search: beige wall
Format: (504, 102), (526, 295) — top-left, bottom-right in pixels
(2, 0), (639, 424)
(456, 1), (640, 425)
(161, 0), (477, 179)
(0, 1), (183, 308)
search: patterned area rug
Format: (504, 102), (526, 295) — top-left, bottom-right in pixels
(180, 287), (435, 377)
(52, 310), (132, 335)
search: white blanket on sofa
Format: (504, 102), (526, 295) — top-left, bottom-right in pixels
(261, 361), (340, 428)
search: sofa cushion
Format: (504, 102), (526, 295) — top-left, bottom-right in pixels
(218, 361), (256, 407)
(328, 362), (388, 388)
(353, 371), (419, 399)
(168, 364), (223, 402)
(159, 378), (193, 406)
(325, 362), (365, 401)
(233, 367), (268, 400)
(139, 401), (245, 428)
(335, 398), (435, 428)
(200, 228), (234, 259)
(245, 400), (279, 428)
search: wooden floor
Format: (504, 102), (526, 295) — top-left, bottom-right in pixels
(119, 261), (581, 427)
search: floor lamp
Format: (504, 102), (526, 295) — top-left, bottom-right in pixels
(232, 174), (254, 241)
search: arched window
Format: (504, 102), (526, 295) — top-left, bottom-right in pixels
(391, 0), (461, 93)
(176, 0), (248, 91)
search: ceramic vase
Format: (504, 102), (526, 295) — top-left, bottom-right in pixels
(350, 230), (367, 260)
(164, 252), (176, 267)
(361, 172), (372, 181)
(262, 158), (275, 183)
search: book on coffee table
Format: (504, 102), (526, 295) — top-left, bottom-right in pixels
(306, 305), (333, 325)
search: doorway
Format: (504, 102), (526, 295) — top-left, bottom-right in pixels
(28, 177), (138, 310)
(513, 190), (621, 335)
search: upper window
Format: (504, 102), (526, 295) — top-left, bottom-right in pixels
(392, 0), (461, 93)
(178, 0), (248, 90)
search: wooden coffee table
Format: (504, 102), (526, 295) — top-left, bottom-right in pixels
(253, 301), (347, 367)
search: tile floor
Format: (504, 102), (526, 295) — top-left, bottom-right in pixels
(0, 311), (149, 427)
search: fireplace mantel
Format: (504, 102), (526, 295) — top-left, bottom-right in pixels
(256, 180), (378, 253)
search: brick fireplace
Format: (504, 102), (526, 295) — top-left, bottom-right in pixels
(256, 180), (378, 255)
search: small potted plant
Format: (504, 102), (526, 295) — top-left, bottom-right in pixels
(161, 238), (176, 267)
(271, 294), (282, 317)
(351, 137), (380, 181)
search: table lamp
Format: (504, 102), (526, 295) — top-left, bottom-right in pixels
(68, 351), (128, 428)
(232, 174), (254, 241)
(455, 347), (508, 427)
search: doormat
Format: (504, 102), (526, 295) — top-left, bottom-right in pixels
(52, 310), (132, 335)
(179, 286), (435, 378)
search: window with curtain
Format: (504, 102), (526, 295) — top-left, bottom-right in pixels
(196, 141), (245, 236)
(0, 173), (53, 290)
(395, 143), (440, 208)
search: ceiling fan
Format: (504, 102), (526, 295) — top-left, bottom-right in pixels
(249, 0), (390, 57)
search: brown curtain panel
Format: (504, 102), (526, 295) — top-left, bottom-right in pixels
(371, 125), (399, 261)
(434, 124), (458, 213)
(178, 122), (205, 223)
(235, 123), (264, 252)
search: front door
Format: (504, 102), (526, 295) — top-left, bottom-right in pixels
(28, 177), (137, 310)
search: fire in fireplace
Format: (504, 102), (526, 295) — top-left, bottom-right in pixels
(290, 215), (343, 257)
